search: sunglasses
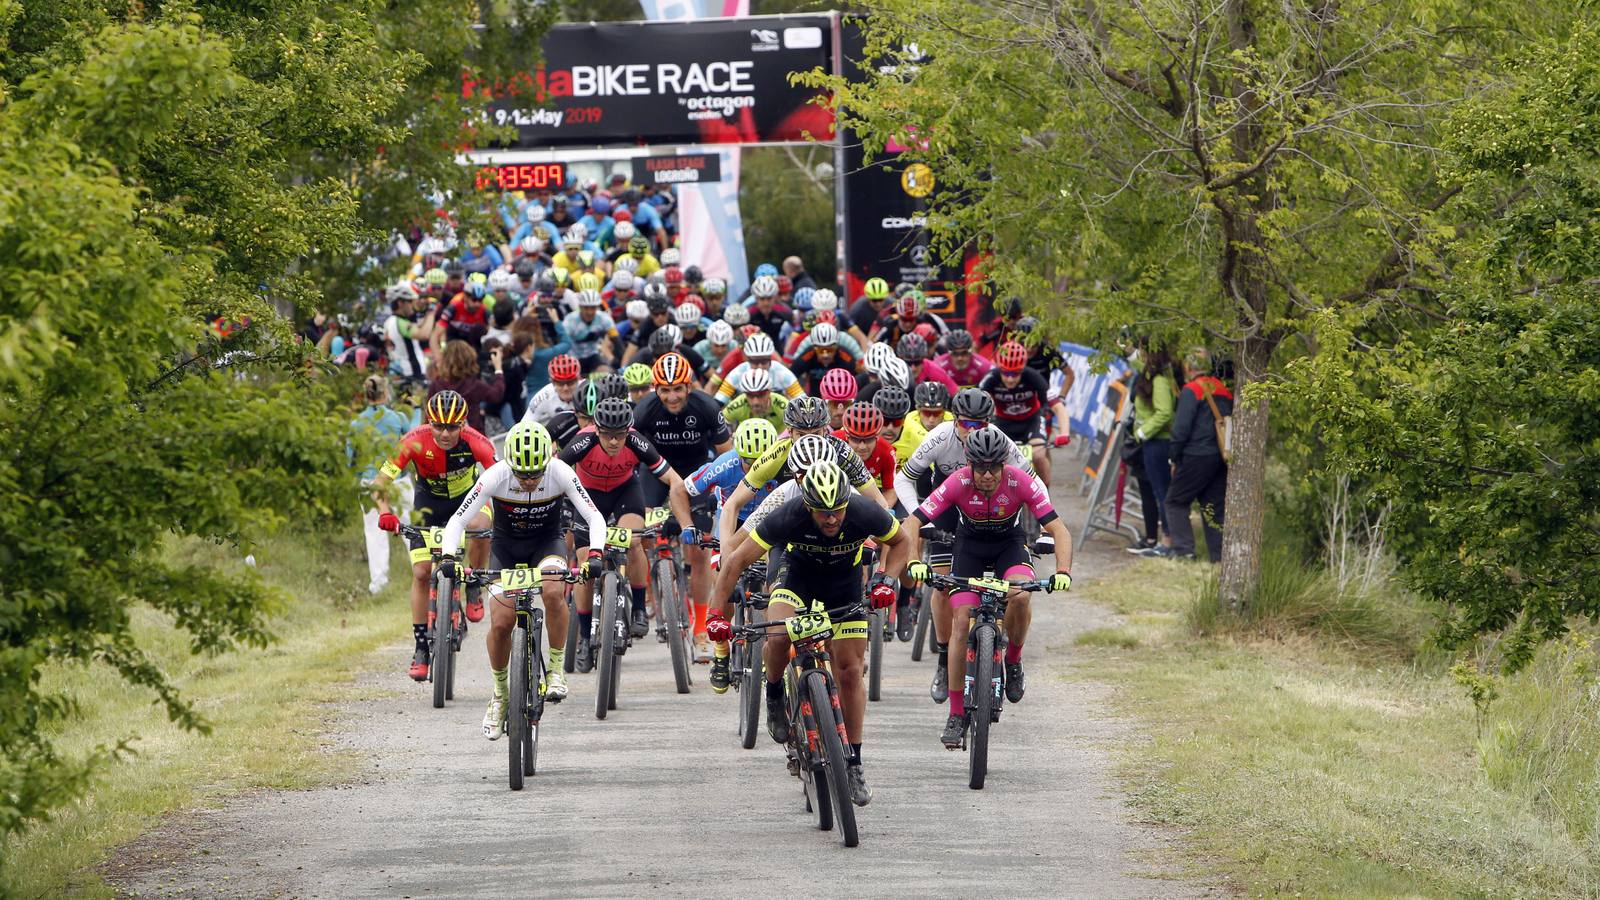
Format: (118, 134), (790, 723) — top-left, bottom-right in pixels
(957, 418), (988, 430)
(971, 462), (1004, 475)
(804, 503), (849, 514)
(597, 429), (629, 440)
(429, 422), (464, 432)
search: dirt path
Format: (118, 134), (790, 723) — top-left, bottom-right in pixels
(111, 478), (1211, 899)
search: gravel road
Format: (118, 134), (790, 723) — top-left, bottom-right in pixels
(111, 480), (1210, 899)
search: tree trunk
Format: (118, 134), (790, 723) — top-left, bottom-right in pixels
(1218, 343), (1270, 611)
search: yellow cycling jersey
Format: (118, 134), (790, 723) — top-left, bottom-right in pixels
(894, 410), (952, 465)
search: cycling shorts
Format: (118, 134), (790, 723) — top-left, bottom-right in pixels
(995, 413), (1047, 445)
(950, 534), (1034, 609)
(572, 477), (647, 542)
(408, 493), (475, 564)
(768, 555), (869, 640)
(489, 534), (569, 574)
(641, 476), (717, 533)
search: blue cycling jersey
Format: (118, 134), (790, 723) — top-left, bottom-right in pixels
(686, 449), (772, 524)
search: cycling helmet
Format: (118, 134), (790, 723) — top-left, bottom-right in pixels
(792, 286), (815, 310)
(810, 322), (838, 348)
(998, 340), (1029, 373)
(613, 221), (636, 242)
(526, 204), (547, 223)
(577, 289), (603, 308)
(623, 363), (653, 387)
(611, 270), (635, 292)
(750, 275), (779, 299)
(733, 418), (778, 461)
(743, 332), (775, 360)
(645, 296), (671, 318)
(944, 328), (974, 352)
(914, 381), (951, 410)
(648, 324), (682, 355)
(424, 267), (448, 286)
(577, 379), (604, 418)
(574, 271), (601, 292)
(707, 320), (734, 346)
(784, 395), (829, 431)
(873, 387), (912, 421)
(562, 229), (584, 250)
(865, 342), (896, 374)
(513, 258), (538, 279)
(897, 332), (928, 362)
(820, 368), (858, 402)
(952, 387), (996, 420)
(464, 279), (487, 300)
(754, 263), (779, 279)
(722, 304), (750, 326)
(629, 235), (651, 256)
(596, 372), (629, 402)
(488, 270), (517, 293)
(550, 267), (571, 288)
(843, 402), (885, 439)
(673, 303), (701, 328)
(550, 354), (581, 383)
(814, 309), (838, 325)
(534, 270), (558, 294)
(615, 255), (640, 274)
(740, 366), (773, 394)
(702, 277), (727, 297)
(594, 397), (634, 431)
(442, 260), (463, 276)
(739, 324), (762, 340)
(660, 247), (681, 267)
(965, 425), (1012, 466)
(624, 299), (650, 321)
(800, 461), (848, 510)
(879, 358), (910, 389)
(389, 281), (419, 303)
(652, 351), (692, 386)
(518, 236), (544, 257)
(679, 293), (706, 314)
(775, 275), (793, 295)
(789, 433), (838, 471)
(684, 265), (704, 285)
(895, 292), (923, 319)
(504, 421), (554, 475)
(663, 266), (684, 286)
(863, 277), (890, 300)
(1014, 315), (1038, 334)
(811, 288), (838, 311)
(425, 390), (468, 425)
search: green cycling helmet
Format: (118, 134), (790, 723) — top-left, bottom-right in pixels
(863, 277), (889, 300)
(504, 421), (553, 476)
(733, 418), (777, 461)
(623, 363), (653, 388)
(577, 379), (603, 418)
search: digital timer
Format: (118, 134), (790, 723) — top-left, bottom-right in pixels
(476, 163), (568, 191)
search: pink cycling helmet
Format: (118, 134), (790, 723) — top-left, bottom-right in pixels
(820, 368), (859, 402)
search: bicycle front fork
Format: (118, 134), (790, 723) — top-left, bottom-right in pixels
(962, 627), (1006, 715)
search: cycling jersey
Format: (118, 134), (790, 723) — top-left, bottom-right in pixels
(908, 359), (960, 396)
(980, 366), (1051, 421)
(686, 449), (774, 524)
(894, 420), (1034, 510)
(442, 459), (605, 557)
(381, 425), (497, 501)
(545, 410), (582, 448)
(751, 494), (899, 585)
(934, 351), (994, 388)
(714, 361), (805, 403)
(894, 410), (950, 465)
(791, 332), (864, 364)
(916, 464), (1058, 538)
(721, 391), (788, 431)
(383, 312), (428, 379)
(632, 390), (731, 477)
(521, 383), (572, 426)
(557, 428), (669, 493)
(562, 309), (617, 360)
(438, 296), (490, 348)
(741, 434), (873, 493)
(832, 429), (896, 490)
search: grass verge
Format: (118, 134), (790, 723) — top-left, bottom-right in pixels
(0, 528), (409, 898)
(1075, 555), (1600, 898)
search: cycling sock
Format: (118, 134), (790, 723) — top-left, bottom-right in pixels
(578, 611), (593, 640)
(630, 585), (647, 613)
(547, 647), (565, 672)
(491, 667), (508, 700)
(412, 623), (428, 649)
(765, 678), (784, 701)
(850, 743), (862, 765)
(1005, 641), (1023, 665)
(950, 692), (965, 717)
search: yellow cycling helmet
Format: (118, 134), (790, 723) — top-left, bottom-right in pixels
(574, 271), (602, 292)
(733, 418), (777, 461)
(863, 277), (890, 300)
(800, 460), (848, 510)
(503, 421), (553, 475)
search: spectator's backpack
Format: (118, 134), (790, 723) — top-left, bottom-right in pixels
(1202, 387), (1233, 463)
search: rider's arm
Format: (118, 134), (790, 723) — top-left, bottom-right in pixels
(556, 462), (608, 555)
(1043, 516), (1073, 573)
(898, 511), (925, 567)
(718, 480), (755, 548)
(892, 465), (921, 513)
(1020, 468), (1073, 572)
(709, 524), (766, 606)
(878, 516), (912, 580)
(662, 468), (694, 531)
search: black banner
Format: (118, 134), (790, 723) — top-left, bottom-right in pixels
(467, 17), (837, 148)
(632, 153), (723, 185)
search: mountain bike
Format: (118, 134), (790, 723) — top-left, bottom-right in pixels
(398, 523), (491, 709)
(922, 573), (1051, 790)
(640, 507), (694, 693)
(733, 601), (864, 847)
(459, 565), (583, 791)
(591, 524), (636, 720)
(909, 526), (954, 663)
(707, 539), (768, 750)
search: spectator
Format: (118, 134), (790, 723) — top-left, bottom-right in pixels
(1164, 348), (1231, 562)
(349, 375), (412, 595)
(1121, 344), (1179, 555)
(427, 339), (504, 433)
(517, 308), (574, 399)
(783, 255), (816, 293)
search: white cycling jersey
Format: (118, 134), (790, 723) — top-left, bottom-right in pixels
(442, 459), (605, 557)
(894, 420), (1037, 511)
(521, 383), (573, 427)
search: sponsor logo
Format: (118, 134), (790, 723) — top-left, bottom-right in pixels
(881, 215), (928, 230)
(902, 162), (934, 198)
(910, 245), (930, 265)
(751, 29), (780, 52)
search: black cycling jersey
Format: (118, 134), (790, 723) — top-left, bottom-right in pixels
(546, 410), (582, 448)
(1027, 344), (1065, 379)
(751, 494), (899, 585)
(631, 390), (731, 477)
(979, 365), (1051, 421)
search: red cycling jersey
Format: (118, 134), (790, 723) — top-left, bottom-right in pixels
(556, 426), (670, 493)
(833, 429), (897, 490)
(381, 425), (497, 499)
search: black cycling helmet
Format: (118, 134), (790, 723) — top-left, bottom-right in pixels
(442, 259), (464, 276)
(534, 270), (557, 294)
(514, 257), (538, 279)
(684, 265), (704, 285)
(952, 387), (995, 421)
(896, 332), (928, 362)
(783, 395), (829, 431)
(965, 425), (1012, 466)
(595, 372), (629, 402)
(594, 397), (634, 431)
(648, 324), (680, 355)
(914, 381), (950, 410)
(944, 329), (973, 352)
(646, 295), (671, 315)
(577, 380), (604, 418)
(872, 386), (912, 421)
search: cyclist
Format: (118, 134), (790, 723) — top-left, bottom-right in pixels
(980, 341), (1072, 484)
(562, 289), (617, 374)
(901, 426), (1073, 747)
(874, 387), (916, 466)
(788, 319), (862, 396)
(934, 328), (993, 388)
(744, 275), (791, 345)
(521, 353), (582, 426)
(713, 333), (805, 403)
(622, 362), (654, 405)
(632, 352), (732, 657)
(621, 293), (673, 366)
(898, 382), (952, 465)
(560, 398), (695, 660)
(847, 276), (892, 337)
(696, 319), (736, 371)
(374, 390), (497, 680)
(720, 366), (788, 431)
(433, 279), (492, 351)
(870, 290), (949, 346)
(707, 461), (910, 807)
(895, 333), (959, 396)
(439, 422), (606, 739)
(548, 373), (627, 449)
(836, 402), (897, 508)
(820, 367), (858, 431)
(894, 388), (1038, 704)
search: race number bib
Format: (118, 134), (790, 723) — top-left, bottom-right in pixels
(605, 527), (632, 550)
(645, 506), (671, 527)
(784, 608), (833, 643)
(499, 568), (540, 591)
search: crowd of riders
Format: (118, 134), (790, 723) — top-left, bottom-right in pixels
(344, 179), (1092, 811)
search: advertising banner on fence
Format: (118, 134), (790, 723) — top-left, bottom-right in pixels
(468, 17), (836, 148)
(1059, 342), (1133, 440)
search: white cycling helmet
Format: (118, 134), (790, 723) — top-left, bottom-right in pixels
(865, 342), (896, 373)
(488, 270), (517, 292)
(569, 221), (588, 239)
(723, 304), (750, 326)
(612, 270), (636, 291)
(810, 322), (838, 348)
(810, 288), (838, 312)
(789, 433), (838, 471)
(389, 281), (419, 302)
(526, 204), (547, 223)
(625, 299), (650, 321)
(743, 332), (775, 359)
(880, 357), (910, 389)
(660, 247), (681, 266)
(740, 366), (773, 393)
(750, 275), (779, 299)
(519, 235), (544, 256)
(562, 229), (583, 249)
(578, 289), (603, 308)
(673, 303), (701, 328)
(702, 277), (727, 297)
(707, 320), (734, 346)
(613, 221), (636, 242)
(615, 255), (640, 274)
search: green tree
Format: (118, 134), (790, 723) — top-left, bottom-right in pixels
(800, 1), (1569, 608)
(0, 1), (539, 839)
(741, 145), (839, 289)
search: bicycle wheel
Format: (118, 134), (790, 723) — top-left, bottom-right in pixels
(596, 571), (620, 720)
(431, 579), (453, 709)
(808, 672), (859, 847)
(446, 595), (459, 701)
(526, 610), (544, 777)
(911, 584), (931, 662)
(969, 624), (996, 790)
(608, 581), (625, 710)
(508, 621), (528, 791)
(562, 594), (578, 673)
(737, 608), (762, 751)
(868, 609), (885, 702)
(792, 669), (830, 832)
(659, 560), (691, 694)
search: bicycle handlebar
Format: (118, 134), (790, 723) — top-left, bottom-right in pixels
(921, 573), (1054, 595)
(460, 566), (588, 586)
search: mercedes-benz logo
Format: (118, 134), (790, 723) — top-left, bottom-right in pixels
(910, 245), (929, 265)
(684, 415), (699, 428)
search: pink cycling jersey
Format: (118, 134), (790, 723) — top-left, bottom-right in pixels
(915, 464), (1057, 537)
(934, 351), (995, 389)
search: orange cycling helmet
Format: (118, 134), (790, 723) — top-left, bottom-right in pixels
(652, 351), (693, 386)
(998, 341), (1029, 373)
(843, 402), (885, 439)
(426, 390), (469, 426)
